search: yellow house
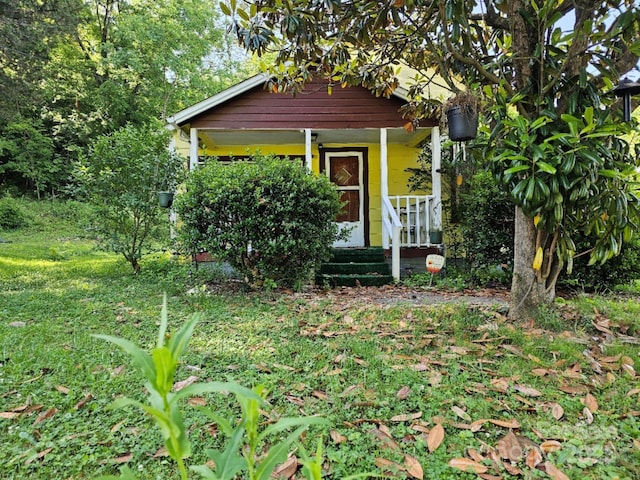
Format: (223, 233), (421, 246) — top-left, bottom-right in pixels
(166, 73), (446, 281)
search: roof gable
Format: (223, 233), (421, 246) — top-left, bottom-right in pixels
(168, 74), (435, 130)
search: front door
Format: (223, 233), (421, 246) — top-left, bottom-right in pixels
(325, 151), (365, 247)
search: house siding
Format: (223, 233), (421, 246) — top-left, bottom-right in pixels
(187, 78), (436, 130)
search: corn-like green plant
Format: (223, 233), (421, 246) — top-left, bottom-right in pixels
(192, 385), (328, 480)
(94, 295), (328, 480)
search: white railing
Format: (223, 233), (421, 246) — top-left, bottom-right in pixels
(388, 195), (439, 247)
(381, 196), (403, 281)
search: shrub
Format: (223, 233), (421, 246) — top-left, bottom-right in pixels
(176, 153), (345, 289)
(0, 196), (29, 230)
(76, 123), (185, 272)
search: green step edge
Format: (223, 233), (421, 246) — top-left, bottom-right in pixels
(320, 262), (391, 275)
(315, 273), (394, 287)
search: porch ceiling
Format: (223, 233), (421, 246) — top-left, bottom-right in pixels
(197, 127), (431, 149)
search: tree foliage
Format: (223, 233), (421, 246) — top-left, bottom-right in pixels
(77, 124), (185, 272)
(175, 154), (345, 289)
(224, 0), (640, 318)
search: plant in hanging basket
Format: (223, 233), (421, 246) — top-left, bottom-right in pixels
(442, 91), (481, 141)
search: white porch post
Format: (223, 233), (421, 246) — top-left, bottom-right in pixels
(380, 128), (400, 281)
(380, 128), (389, 249)
(189, 127), (199, 171)
(431, 126), (442, 230)
(304, 128), (313, 170)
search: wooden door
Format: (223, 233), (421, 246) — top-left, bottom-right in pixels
(325, 151), (365, 247)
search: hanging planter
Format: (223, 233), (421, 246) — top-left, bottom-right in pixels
(158, 191), (175, 208)
(443, 91), (480, 141)
(429, 229), (443, 245)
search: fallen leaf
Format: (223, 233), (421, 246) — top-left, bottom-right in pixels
(34, 407), (58, 424)
(405, 454), (423, 479)
(427, 423), (445, 452)
(467, 448), (485, 463)
(9, 321), (26, 327)
(110, 453), (133, 464)
(153, 447), (169, 458)
(273, 455), (298, 478)
(173, 375), (199, 392)
(330, 429), (347, 444)
(540, 440), (562, 453)
(526, 448), (542, 469)
(551, 403), (564, 420)
(496, 431), (523, 462)
(374, 457), (405, 473)
(396, 386), (411, 400)
(512, 384), (542, 397)
(544, 460), (569, 480)
(583, 407), (594, 424)
(584, 393), (598, 412)
(112, 365), (126, 376)
(369, 428), (400, 450)
(74, 393), (94, 410)
(188, 397), (207, 407)
(0, 411), (21, 419)
(390, 411), (422, 422)
(55, 385), (70, 395)
(25, 447), (53, 465)
(451, 406), (471, 422)
(448, 458), (488, 474)
(488, 418), (520, 429)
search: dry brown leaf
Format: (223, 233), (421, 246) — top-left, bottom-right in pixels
(0, 411), (21, 419)
(188, 397), (207, 407)
(111, 453), (133, 464)
(488, 418), (520, 429)
(526, 448), (543, 469)
(34, 407), (58, 425)
(273, 455), (298, 478)
(153, 447), (169, 458)
(451, 406), (472, 422)
(404, 454), (424, 479)
(544, 461), (570, 480)
(448, 458), (488, 474)
(330, 429), (347, 444)
(558, 384), (589, 395)
(369, 428), (400, 451)
(633, 439), (640, 452)
(74, 393), (94, 410)
(583, 407), (594, 424)
(312, 390), (330, 401)
(112, 365), (126, 376)
(512, 384), (542, 397)
(56, 385), (70, 395)
(540, 440), (562, 453)
(173, 375), (199, 392)
(374, 457), (405, 473)
(390, 411), (422, 422)
(427, 423), (445, 452)
(396, 386), (411, 400)
(467, 448), (485, 463)
(25, 447), (53, 465)
(584, 393), (598, 412)
(496, 431), (523, 462)
(470, 419), (486, 432)
(478, 475), (504, 480)
(551, 403), (564, 420)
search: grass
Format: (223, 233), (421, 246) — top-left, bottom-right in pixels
(1, 199), (639, 479)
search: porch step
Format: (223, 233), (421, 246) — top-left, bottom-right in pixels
(316, 248), (393, 287)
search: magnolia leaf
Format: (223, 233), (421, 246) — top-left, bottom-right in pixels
(584, 393), (599, 412)
(451, 406), (471, 421)
(496, 431), (522, 462)
(427, 423), (445, 452)
(551, 403), (564, 420)
(540, 440), (562, 453)
(404, 454), (423, 479)
(544, 461), (570, 480)
(526, 448), (542, 469)
(513, 384), (542, 397)
(448, 458), (488, 474)
(390, 411), (422, 422)
(488, 418), (520, 429)
(396, 386), (411, 400)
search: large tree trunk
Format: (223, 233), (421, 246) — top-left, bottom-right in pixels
(509, 207), (555, 320)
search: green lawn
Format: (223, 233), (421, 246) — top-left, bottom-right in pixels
(0, 200), (639, 479)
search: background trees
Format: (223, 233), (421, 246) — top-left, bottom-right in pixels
(224, 0), (640, 318)
(0, 0), (253, 197)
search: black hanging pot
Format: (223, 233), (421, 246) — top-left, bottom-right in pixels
(158, 191), (175, 208)
(446, 105), (478, 141)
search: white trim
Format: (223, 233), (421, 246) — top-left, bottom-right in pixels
(380, 128), (389, 249)
(189, 128), (198, 171)
(304, 128), (312, 170)
(431, 126), (442, 230)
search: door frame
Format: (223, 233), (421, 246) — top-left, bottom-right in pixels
(320, 147), (370, 247)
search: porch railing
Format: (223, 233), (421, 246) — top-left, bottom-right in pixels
(388, 195), (439, 247)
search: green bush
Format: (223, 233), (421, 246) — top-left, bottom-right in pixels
(457, 170), (514, 286)
(0, 196), (29, 230)
(176, 153), (345, 289)
(76, 123), (185, 272)
(559, 235), (640, 292)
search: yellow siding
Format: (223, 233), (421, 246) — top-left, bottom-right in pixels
(171, 132), (427, 247)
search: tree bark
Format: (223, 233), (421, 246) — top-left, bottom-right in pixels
(509, 206), (555, 320)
